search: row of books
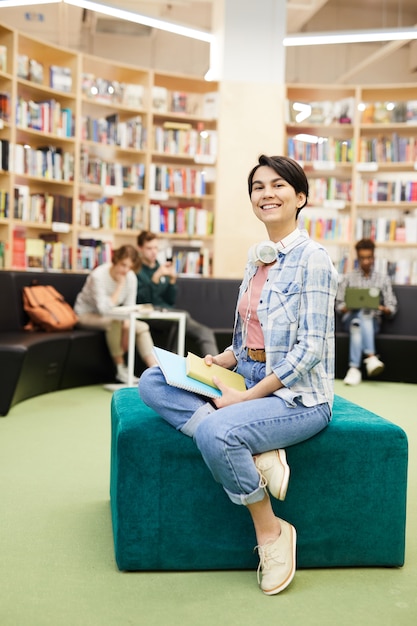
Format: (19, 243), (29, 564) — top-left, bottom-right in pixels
(13, 144), (74, 181)
(333, 253), (417, 285)
(374, 258), (417, 285)
(81, 114), (146, 150)
(356, 179), (417, 203)
(11, 229), (72, 270)
(308, 177), (352, 204)
(153, 125), (217, 159)
(0, 91), (10, 122)
(76, 238), (113, 271)
(82, 74), (145, 109)
(16, 98), (74, 137)
(77, 200), (144, 231)
(79, 152), (145, 190)
(0, 240), (5, 268)
(298, 214), (352, 242)
(170, 246), (211, 277)
(287, 137), (354, 163)
(25, 237), (72, 270)
(152, 87), (218, 119)
(13, 186), (73, 223)
(360, 101), (417, 124)
(358, 135), (417, 163)
(356, 216), (417, 244)
(149, 164), (208, 197)
(149, 203), (214, 236)
(17, 57), (72, 92)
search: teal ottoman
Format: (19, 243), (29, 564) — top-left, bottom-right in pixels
(110, 389), (408, 571)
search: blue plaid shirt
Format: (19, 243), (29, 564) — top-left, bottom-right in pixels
(232, 230), (338, 409)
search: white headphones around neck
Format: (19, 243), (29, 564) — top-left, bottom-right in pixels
(248, 241), (279, 266)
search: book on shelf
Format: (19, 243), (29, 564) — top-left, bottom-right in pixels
(17, 54), (29, 79)
(152, 86), (169, 112)
(0, 189), (9, 218)
(0, 139), (10, 171)
(122, 83), (145, 109)
(203, 92), (219, 119)
(49, 65), (72, 92)
(0, 240), (5, 268)
(171, 91), (188, 113)
(28, 59), (44, 85)
(11, 227), (26, 269)
(406, 101), (417, 123)
(26, 238), (45, 268)
(0, 91), (10, 122)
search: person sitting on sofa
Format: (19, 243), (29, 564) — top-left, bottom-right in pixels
(136, 230), (219, 357)
(74, 244), (157, 384)
(335, 238), (397, 386)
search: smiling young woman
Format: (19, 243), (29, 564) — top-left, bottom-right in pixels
(138, 154), (339, 595)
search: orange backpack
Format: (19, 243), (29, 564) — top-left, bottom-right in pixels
(22, 284), (78, 332)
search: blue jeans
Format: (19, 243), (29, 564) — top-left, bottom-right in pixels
(138, 358), (331, 506)
(342, 310), (381, 368)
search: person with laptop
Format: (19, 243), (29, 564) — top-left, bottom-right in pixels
(336, 238), (397, 386)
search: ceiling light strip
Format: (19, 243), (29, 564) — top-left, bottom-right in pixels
(63, 0), (214, 43)
(284, 27), (417, 46)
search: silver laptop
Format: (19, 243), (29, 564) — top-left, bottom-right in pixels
(344, 287), (381, 310)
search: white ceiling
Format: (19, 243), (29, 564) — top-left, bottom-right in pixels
(0, 0), (416, 82)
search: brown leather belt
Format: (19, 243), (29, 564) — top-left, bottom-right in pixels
(246, 348), (266, 362)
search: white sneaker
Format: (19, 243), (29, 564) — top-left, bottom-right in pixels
(116, 365), (139, 385)
(256, 518), (297, 595)
(254, 450), (290, 501)
(364, 355), (385, 377)
(343, 367), (362, 386)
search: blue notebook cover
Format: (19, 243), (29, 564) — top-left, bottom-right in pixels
(153, 346), (222, 398)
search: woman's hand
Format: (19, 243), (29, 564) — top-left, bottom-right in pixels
(211, 378), (247, 408)
(204, 350), (237, 370)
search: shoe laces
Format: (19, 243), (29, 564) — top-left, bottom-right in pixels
(255, 538), (284, 584)
(256, 467), (268, 489)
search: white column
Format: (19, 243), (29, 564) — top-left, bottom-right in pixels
(211, 0), (287, 278)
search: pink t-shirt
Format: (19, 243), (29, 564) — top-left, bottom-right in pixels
(238, 264), (270, 348)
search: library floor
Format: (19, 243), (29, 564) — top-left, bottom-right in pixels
(1, 380), (416, 626)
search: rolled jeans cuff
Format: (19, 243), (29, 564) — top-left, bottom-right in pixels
(225, 484), (266, 506)
(181, 402), (216, 437)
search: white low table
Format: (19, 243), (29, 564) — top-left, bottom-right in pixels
(108, 305), (187, 387)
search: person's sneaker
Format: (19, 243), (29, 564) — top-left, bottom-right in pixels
(364, 355), (385, 377)
(254, 450), (290, 501)
(116, 365), (139, 385)
(343, 367), (362, 386)
(256, 518), (297, 595)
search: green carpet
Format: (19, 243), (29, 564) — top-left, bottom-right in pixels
(1, 380), (416, 626)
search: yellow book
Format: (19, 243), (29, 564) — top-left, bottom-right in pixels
(186, 351), (246, 392)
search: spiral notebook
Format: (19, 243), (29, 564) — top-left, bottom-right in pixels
(153, 347), (245, 398)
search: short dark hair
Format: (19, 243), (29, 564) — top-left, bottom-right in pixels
(247, 155), (309, 218)
(112, 244), (140, 270)
(355, 238), (375, 255)
(137, 230), (158, 247)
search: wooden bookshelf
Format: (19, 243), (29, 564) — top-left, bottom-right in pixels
(285, 83), (417, 284)
(0, 22), (219, 276)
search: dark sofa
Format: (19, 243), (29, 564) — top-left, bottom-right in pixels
(334, 284), (417, 383)
(0, 271), (115, 416)
(0, 271), (415, 416)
